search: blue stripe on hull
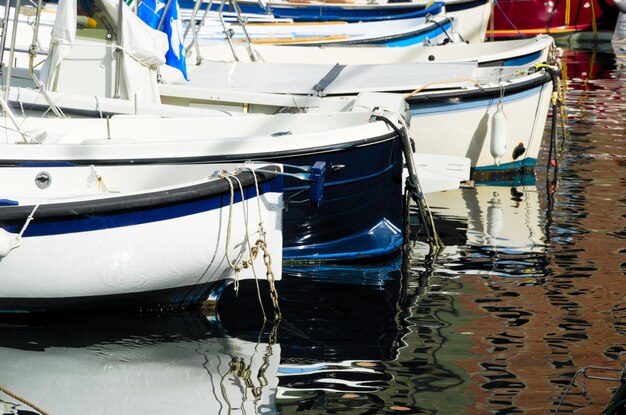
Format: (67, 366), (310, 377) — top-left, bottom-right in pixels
(474, 157), (538, 172)
(301, 20), (452, 47)
(503, 51), (542, 67)
(471, 158), (539, 183)
(0, 180), (280, 237)
(445, 0), (490, 13)
(409, 84), (544, 116)
(192, 1), (445, 22)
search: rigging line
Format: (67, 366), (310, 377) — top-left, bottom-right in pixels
(494, 0), (526, 38)
(0, 385), (49, 415)
(230, 170), (270, 321)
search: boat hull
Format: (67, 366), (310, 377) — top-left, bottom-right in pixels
(0, 114), (406, 263)
(0, 165), (283, 312)
(195, 15), (455, 46)
(183, 0), (491, 42)
(490, 0), (619, 39)
(407, 71), (554, 180)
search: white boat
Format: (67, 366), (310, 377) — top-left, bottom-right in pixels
(0, 89), (418, 262)
(0, 162), (283, 312)
(2, 0), (557, 181)
(179, 0), (492, 43)
(189, 9), (457, 46)
(193, 34), (555, 67)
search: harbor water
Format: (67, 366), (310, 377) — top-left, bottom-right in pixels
(0, 43), (624, 414)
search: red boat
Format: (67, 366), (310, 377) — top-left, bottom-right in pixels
(489, 0), (620, 38)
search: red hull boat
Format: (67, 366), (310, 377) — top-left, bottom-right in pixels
(489, 0), (619, 38)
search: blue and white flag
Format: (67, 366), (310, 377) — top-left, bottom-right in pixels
(138, 0), (189, 80)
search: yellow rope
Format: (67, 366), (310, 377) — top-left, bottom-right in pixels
(404, 77), (482, 99)
(590, 0), (598, 41)
(219, 170), (281, 320)
(0, 385), (49, 415)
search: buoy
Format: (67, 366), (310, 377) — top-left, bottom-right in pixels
(490, 102), (507, 166)
(0, 228), (21, 258)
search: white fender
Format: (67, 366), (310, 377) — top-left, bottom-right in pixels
(486, 194), (504, 246)
(0, 228), (21, 258)
(490, 102), (508, 166)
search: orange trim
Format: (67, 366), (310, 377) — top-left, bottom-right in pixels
(243, 35), (351, 44)
(492, 27), (581, 35)
(240, 21), (348, 26)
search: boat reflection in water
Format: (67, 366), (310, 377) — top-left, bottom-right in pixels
(426, 179), (550, 280)
(0, 257), (439, 414)
(219, 260), (406, 409)
(220, 254), (473, 413)
(0, 313), (280, 414)
(0, 184), (560, 414)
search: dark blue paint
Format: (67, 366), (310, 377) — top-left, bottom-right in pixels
(503, 51), (542, 67)
(181, 1), (445, 23)
(280, 136), (404, 261)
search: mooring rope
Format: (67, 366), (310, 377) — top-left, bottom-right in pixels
(404, 77), (481, 99)
(371, 111), (444, 253)
(0, 385), (49, 415)
(535, 63), (565, 189)
(555, 365), (626, 414)
(18, 203), (40, 239)
(219, 169), (280, 320)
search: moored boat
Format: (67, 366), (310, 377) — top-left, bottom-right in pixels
(490, 0), (619, 39)
(0, 96), (409, 262)
(185, 6), (457, 46)
(0, 162), (283, 312)
(195, 34), (554, 67)
(179, 0), (492, 43)
(4, 0), (557, 182)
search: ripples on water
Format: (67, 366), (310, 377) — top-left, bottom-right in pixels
(0, 44), (625, 414)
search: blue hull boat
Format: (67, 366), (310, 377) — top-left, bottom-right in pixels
(0, 109), (407, 264)
(182, 0), (446, 22)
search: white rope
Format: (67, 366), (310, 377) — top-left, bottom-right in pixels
(18, 203), (40, 238)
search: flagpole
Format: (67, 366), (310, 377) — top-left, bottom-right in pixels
(114, 0), (124, 98)
(157, 0), (174, 31)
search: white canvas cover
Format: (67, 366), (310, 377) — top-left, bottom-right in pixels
(100, 0), (169, 103)
(41, 0), (169, 104)
(39, 0), (77, 87)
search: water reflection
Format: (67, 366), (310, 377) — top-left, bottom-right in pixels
(0, 313), (279, 415)
(219, 263), (409, 412)
(426, 183), (550, 281)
